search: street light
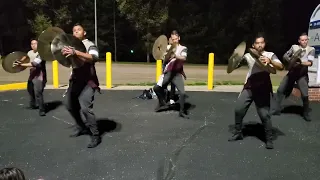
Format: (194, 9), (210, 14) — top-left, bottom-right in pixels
(94, 0), (97, 46)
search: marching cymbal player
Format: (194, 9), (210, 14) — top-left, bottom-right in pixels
(272, 33), (315, 122)
(153, 30), (189, 118)
(163, 37), (177, 104)
(13, 39), (47, 116)
(62, 23), (101, 148)
(228, 33), (284, 149)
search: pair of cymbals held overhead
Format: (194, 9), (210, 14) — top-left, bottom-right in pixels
(2, 27), (87, 73)
(227, 41), (278, 74)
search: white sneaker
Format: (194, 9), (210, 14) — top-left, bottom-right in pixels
(169, 99), (175, 104)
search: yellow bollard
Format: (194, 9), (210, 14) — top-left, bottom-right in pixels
(52, 60), (59, 88)
(106, 52), (112, 88)
(207, 53), (214, 90)
(156, 60), (162, 82)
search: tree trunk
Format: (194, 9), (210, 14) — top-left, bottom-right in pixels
(147, 52), (150, 63)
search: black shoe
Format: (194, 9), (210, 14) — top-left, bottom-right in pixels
(303, 114), (311, 122)
(271, 109), (281, 116)
(228, 132), (243, 141)
(39, 111), (46, 116)
(265, 141), (274, 149)
(87, 135), (102, 148)
(26, 105), (38, 110)
(155, 104), (169, 112)
(179, 112), (189, 119)
(70, 129), (91, 137)
(302, 97), (311, 122)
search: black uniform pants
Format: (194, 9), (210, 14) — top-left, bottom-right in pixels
(273, 75), (309, 112)
(66, 81), (99, 136)
(154, 72), (186, 112)
(162, 63), (176, 101)
(234, 89), (273, 140)
(27, 79), (45, 112)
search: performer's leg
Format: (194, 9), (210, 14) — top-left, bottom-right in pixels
(66, 82), (90, 137)
(79, 85), (101, 148)
(272, 75), (294, 115)
(253, 91), (273, 149)
(297, 76), (311, 122)
(228, 89), (253, 141)
(32, 79), (46, 116)
(153, 72), (175, 111)
(169, 83), (176, 104)
(172, 74), (188, 118)
(27, 80), (36, 108)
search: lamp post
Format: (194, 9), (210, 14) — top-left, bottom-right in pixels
(94, 0), (98, 46)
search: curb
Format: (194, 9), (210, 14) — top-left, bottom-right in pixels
(0, 82), (27, 91)
(0, 84), (281, 93)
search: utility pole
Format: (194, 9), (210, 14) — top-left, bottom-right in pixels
(94, 0), (98, 46)
(113, 0), (117, 61)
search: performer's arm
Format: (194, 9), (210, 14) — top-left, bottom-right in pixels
(235, 57), (247, 69)
(18, 55), (42, 67)
(300, 48), (315, 66)
(283, 46), (294, 62)
(75, 46), (99, 62)
(175, 47), (187, 61)
(269, 54), (284, 70)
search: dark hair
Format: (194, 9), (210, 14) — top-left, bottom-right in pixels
(299, 32), (308, 38)
(30, 38), (37, 42)
(171, 30), (179, 36)
(0, 167), (26, 180)
(253, 32), (266, 44)
(73, 23), (85, 30)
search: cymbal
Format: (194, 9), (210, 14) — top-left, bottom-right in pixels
(287, 49), (303, 70)
(51, 33), (86, 68)
(152, 35), (168, 60)
(227, 41), (246, 74)
(38, 27), (65, 61)
(2, 51), (30, 73)
(248, 48), (276, 74)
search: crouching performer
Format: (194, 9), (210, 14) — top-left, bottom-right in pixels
(153, 30), (188, 118)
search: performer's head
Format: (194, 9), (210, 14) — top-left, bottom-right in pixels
(170, 30), (180, 44)
(252, 32), (266, 52)
(298, 32), (309, 48)
(169, 37), (173, 45)
(72, 23), (87, 40)
(30, 39), (38, 52)
(0, 167), (26, 180)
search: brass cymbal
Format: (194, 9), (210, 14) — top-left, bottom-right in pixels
(227, 41), (246, 74)
(51, 33), (86, 68)
(2, 51), (30, 73)
(248, 48), (276, 74)
(38, 27), (65, 61)
(152, 35), (168, 60)
(287, 49), (303, 69)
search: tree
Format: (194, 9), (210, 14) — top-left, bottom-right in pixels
(116, 0), (169, 62)
(22, 0), (72, 36)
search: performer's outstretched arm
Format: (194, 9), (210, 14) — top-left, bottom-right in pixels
(175, 48), (187, 61)
(261, 54), (284, 70)
(270, 54), (284, 70)
(300, 49), (315, 66)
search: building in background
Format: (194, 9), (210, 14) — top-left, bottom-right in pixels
(308, 4), (320, 86)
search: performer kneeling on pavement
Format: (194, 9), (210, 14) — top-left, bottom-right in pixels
(272, 33), (315, 122)
(162, 37), (177, 104)
(228, 33), (284, 149)
(153, 30), (188, 118)
(14, 39), (47, 116)
(62, 23), (101, 148)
